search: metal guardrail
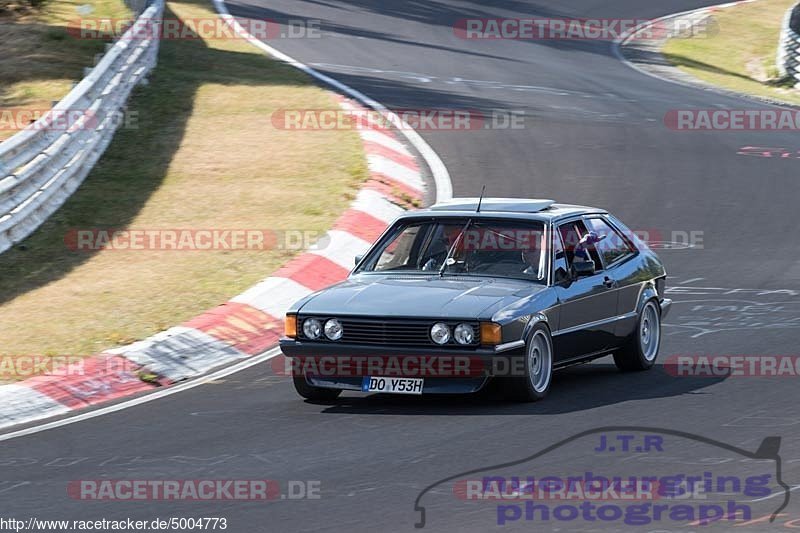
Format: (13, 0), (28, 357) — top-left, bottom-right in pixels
(0, 0), (164, 254)
(777, 2), (800, 82)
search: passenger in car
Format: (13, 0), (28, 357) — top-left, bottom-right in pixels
(573, 231), (602, 263)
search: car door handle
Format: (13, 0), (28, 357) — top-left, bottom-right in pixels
(603, 276), (616, 288)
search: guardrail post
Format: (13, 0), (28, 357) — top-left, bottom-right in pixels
(777, 2), (800, 85)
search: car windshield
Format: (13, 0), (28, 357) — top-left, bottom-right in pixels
(360, 219), (548, 282)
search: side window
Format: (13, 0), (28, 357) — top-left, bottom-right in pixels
(375, 224), (422, 270)
(552, 228), (569, 284)
(558, 220), (603, 270)
(585, 217), (635, 267)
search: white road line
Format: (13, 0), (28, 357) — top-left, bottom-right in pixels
(213, 0), (452, 202)
(0, 482), (31, 494)
(0, 348), (282, 443)
(0, 0), (459, 442)
(749, 483), (800, 502)
(611, 0), (796, 111)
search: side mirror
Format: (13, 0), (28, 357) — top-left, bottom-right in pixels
(354, 254), (363, 266)
(571, 260), (595, 278)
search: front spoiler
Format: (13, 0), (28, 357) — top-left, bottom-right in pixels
(307, 375), (490, 394)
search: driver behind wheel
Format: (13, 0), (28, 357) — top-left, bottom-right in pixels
(521, 230), (545, 277)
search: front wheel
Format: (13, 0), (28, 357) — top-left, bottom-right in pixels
(613, 299), (661, 372)
(293, 375), (341, 402)
(506, 325), (553, 402)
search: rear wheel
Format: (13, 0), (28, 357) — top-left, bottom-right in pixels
(613, 300), (661, 371)
(506, 325), (553, 402)
(293, 375), (342, 402)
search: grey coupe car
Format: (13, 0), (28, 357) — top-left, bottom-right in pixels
(280, 198), (671, 402)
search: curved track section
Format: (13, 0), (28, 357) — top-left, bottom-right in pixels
(2, 1), (799, 531)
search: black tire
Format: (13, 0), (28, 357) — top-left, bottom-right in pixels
(293, 375), (342, 402)
(505, 324), (554, 402)
(613, 299), (661, 372)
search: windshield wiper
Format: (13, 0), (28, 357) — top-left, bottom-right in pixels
(439, 219), (473, 277)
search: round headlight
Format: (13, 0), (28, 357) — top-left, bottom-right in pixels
(324, 318), (343, 341)
(454, 323), (475, 345)
(302, 318), (322, 339)
(430, 322), (451, 345)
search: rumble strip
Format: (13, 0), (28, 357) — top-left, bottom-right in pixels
(0, 96), (424, 431)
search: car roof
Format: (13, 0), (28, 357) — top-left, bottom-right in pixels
(402, 198), (607, 222)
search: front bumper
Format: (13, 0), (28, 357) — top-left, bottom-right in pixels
(279, 339), (517, 394)
(279, 339), (501, 358)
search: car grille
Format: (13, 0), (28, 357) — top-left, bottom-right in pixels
(298, 317), (480, 347)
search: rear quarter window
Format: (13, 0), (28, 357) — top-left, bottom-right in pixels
(585, 217), (636, 267)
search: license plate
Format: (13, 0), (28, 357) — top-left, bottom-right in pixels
(361, 377), (424, 395)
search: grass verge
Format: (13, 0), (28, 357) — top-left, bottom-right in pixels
(0, 0), (132, 141)
(0, 0), (367, 358)
(662, 0), (800, 105)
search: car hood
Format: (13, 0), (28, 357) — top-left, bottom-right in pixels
(295, 274), (547, 319)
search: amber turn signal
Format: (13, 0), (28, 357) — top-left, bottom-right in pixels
(480, 322), (502, 346)
(285, 314), (298, 338)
